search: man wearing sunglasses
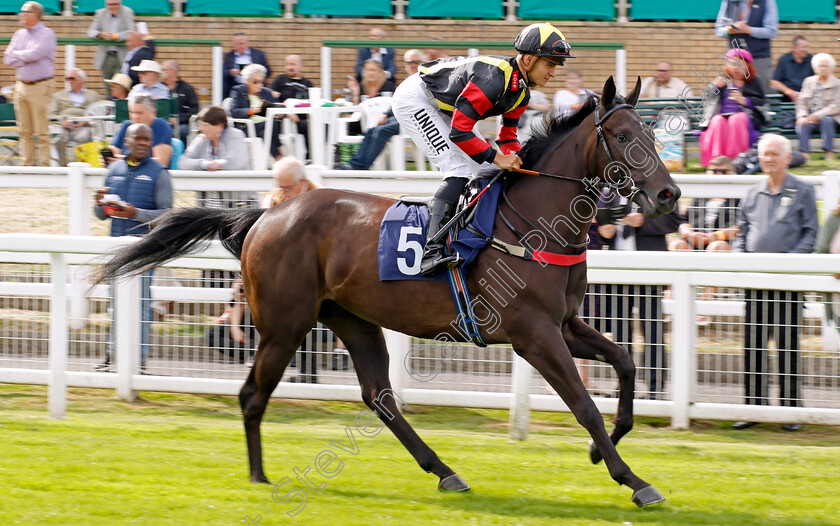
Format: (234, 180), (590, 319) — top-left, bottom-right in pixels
(4, 1), (56, 167)
(392, 22), (574, 276)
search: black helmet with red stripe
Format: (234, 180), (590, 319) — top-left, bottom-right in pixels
(514, 23), (575, 65)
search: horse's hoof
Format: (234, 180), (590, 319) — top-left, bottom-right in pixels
(588, 439), (603, 464)
(438, 473), (470, 492)
(632, 485), (665, 507)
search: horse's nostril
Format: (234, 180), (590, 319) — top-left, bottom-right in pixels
(657, 187), (679, 204)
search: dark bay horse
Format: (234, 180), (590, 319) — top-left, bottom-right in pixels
(96, 76), (680, 507)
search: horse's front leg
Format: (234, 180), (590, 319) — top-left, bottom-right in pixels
(562, 315), (636, 465)
(512, 320), (663, 507)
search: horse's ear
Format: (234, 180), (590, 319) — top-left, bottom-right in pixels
(601, 76), (616, 108)
(625, 76), (642, 107)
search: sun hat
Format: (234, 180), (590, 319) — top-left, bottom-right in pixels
(104, 73), (132, 91)
(130, 60), (164, 76)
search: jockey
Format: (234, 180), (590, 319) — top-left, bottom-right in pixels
(392, 22), (574, 276)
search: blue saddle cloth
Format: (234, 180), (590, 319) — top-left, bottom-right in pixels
(378, 179), (503, 281)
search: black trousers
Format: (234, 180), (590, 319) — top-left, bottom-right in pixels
(743, 289), (803, 407)
(605, 284), (666, 397)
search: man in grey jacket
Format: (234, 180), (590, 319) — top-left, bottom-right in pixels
(86, 0), (135, 92)
(732, 133), (818, 431)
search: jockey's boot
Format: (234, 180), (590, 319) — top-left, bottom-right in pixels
(420, 197), (459, 276)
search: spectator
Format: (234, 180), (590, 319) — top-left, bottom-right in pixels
(187, 107), (256, 209)
(699, 48), (765, 166)
(770, 36), (813, 103)
(553, 69), (593, 119)
(356, 27), (396, 82)
(347, 59), (396, 106)
(104, 72), (131, 101)
(639, 61), (690, 99)
(262, 156), (320, 208)
(92, 122), (173, 373)
(732, 133), (818, 431)
(206, 280), (257, 364)
(270, 54), (313, 158)
(796, 53), (840, 162)
(597, 191), (684, 400)
(223, 32), (270, 99)
(49, 67), (103, 165)
(86, 0), (135, 92)
(108, 94), (173, 167)
(3, 1), (56, 167)
(260, 157), (340, 381)
(669, 155), (740, 252)
(336, 49), (426, 171)
(161, 60), (199, 140)
(128, 60), (169, 100)
(229, 63), (281, 161)
(179, 105), (248, 171)
(270, 54), (313, 102)
(425, 47), (449, 62)
(715, 0), (778, 93)
(121, 31), (154, 87)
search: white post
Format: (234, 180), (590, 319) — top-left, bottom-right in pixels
(62, 0), (73, 16)
(616, 49), (627, 95)
(616, 0), (629, 22)
(49, 252), (68, 419)
(393, 0), (405, 20)
(212, 46), (223, 106)
(67, 162), (89, 237)
(115, 275), (140, 401)
(508, 353), (532, 440)
(173, 0), (183, 17)
(67, 162), (90, 329)
(321, 47), (332, 101)
(65, 45), (76, 73)
(384, 329), (409, 398)
(467, 48), (479, 57)
(504, 0), (517, 21)
(283, 0), (296, 18)
(308, 88), (326, 166)
(670, 274), (696, 429)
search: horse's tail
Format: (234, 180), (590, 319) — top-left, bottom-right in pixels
(93, 207), (267, 285)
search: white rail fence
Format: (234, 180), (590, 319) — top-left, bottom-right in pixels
(0, 166), (839, 435)
(1, 235), (839, 433)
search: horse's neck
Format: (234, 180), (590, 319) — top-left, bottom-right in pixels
(505, 137), (595, 251)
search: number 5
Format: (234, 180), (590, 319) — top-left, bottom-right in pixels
(397, 226), (423, 275)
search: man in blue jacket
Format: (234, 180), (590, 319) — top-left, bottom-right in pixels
(223, 32), (270, 99)
(93, 123), (173, 373)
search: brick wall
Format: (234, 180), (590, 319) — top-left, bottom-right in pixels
(1, 17), (837, 103)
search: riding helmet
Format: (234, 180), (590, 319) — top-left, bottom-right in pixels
(514, 22), (575, 64)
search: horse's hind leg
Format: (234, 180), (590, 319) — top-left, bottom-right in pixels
(240, 333), (307, 483)
(513, 320), (663, 507)
(320, 304), (469, 492)
(562, 315), (636, 465)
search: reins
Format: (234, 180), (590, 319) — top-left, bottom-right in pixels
(496, 102), (639, 253)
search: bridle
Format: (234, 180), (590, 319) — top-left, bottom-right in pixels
(498, 102), (640, 251)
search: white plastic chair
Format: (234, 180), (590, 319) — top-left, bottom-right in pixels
(84, 100), (116, 142)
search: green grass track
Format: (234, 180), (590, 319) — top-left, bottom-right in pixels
(1, 385), (839, 525)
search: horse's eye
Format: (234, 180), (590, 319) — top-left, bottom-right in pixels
(616, 133), (628, 143)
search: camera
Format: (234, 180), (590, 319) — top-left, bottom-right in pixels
(100, 147), (114, 160)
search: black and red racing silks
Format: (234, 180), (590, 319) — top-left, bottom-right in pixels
(418, 56), (530, 165)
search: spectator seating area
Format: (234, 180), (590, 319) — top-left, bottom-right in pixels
(0, 0), (834, 20)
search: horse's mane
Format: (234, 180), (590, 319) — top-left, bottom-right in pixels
(517, 94), (599, 168)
